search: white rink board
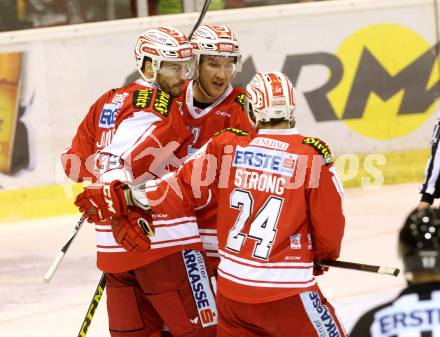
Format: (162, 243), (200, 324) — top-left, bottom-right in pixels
(0, 183), (421, 336)
(0, 0), (438, 188)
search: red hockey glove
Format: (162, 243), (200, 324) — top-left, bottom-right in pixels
(111, 208), (154, 252)
(74, 181), (130, 223)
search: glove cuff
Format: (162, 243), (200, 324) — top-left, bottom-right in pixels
(131, 185), (151, 211)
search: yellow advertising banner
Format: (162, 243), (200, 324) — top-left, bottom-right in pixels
(0, 52), (22, 174)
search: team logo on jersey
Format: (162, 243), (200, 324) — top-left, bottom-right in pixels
(98, 103), (118, 128)
(290, 234), (301, 249)
(233, 145), (298, 177)
(112, 92), (129, 104)
(234, 93), (245, 108)
(215, 111), (231, 117)
(193, 107), (203, 115)
(133, 89), (153, 109)
(182, 250), (218, 328)
(302, 137), (333, 165)
(153, 90), (172, 117)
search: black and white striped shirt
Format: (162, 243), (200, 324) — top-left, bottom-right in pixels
(350, 282), (440, 337)
(421, 119), (440, 205)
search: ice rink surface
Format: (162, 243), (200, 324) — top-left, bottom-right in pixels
(0, 183), (423, 337)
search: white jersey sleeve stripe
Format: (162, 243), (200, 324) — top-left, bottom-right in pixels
(218, 269), (317, 289)
(97, 246), (127, 253)
(199, 229), (217, 234)
(100, 168), (132, 183)
(95, 224), (112, 230)
(96, 231), (120, 247)
(152, 216), (197, 225)
(219, 249), (314, 268)
(219, 255), (314, 283)
(150, 237), (202, 249)
(150, 221), (200, 243)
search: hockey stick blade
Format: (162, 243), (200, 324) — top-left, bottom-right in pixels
(77, 273), (106, 337)
(43, 216), (85, 283)
(188, 0), (212, 39)
(317, 259), (400, 277)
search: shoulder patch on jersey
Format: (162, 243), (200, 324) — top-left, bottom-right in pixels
(303, 137), (333, 165)
(234, 94), (245, 108)
(214, 127), (248, 137)
(152, 90), (172, 117)
(133, 89), (154, 109)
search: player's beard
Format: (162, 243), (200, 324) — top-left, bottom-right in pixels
(157, 77), (185, 97)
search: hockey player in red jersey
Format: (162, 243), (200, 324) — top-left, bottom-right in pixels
(79, 71), (347, 336)
(61, 26), (194, 184)
(183, 24), (252, 154)
(143, 71), (347, 336)
(67, 27), (217, 337)
(181, 24), (253, 266)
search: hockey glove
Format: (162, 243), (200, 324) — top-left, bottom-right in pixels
(313, 261), (329, 276)
(74, 181), (131, 223)
(111, 208), (154, 252)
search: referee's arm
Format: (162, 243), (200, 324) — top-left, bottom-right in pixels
(419, 119), (440, 208)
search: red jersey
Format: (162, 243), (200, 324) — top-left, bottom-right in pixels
(62, 79), (195, 273)
(143, 127), (345, 304)
(61, 79), (151, 182)
(180, 81), (253, 264)
(181, 80), (252, 155)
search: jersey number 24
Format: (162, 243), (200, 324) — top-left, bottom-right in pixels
(226, 189), (284, 260)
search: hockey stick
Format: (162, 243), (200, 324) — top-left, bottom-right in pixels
(317, 259), (400, 277)
(188, 0), (212, 39)
(43, 216), (85, 283)
(77, 273), (106, 337)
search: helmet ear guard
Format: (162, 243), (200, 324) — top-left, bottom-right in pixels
(399, 208), (440, 275)
(243, 96), (256, 124)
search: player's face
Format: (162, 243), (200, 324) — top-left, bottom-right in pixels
(157, 61), (192, 97)
(198, 55), (236, 98)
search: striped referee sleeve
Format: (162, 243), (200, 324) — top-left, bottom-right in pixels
(420, 119), (440, 204)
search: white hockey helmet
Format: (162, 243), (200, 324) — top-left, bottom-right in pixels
(245, 71), (296, 124)
(134, 26), (193, 81)
(190, 24), (242, 74)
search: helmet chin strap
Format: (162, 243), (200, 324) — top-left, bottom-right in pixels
(137, 58), (163, 84)
(137, 68), (165, 92)
(137, 67), (156, 83)
(193, 79), (217, 101)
